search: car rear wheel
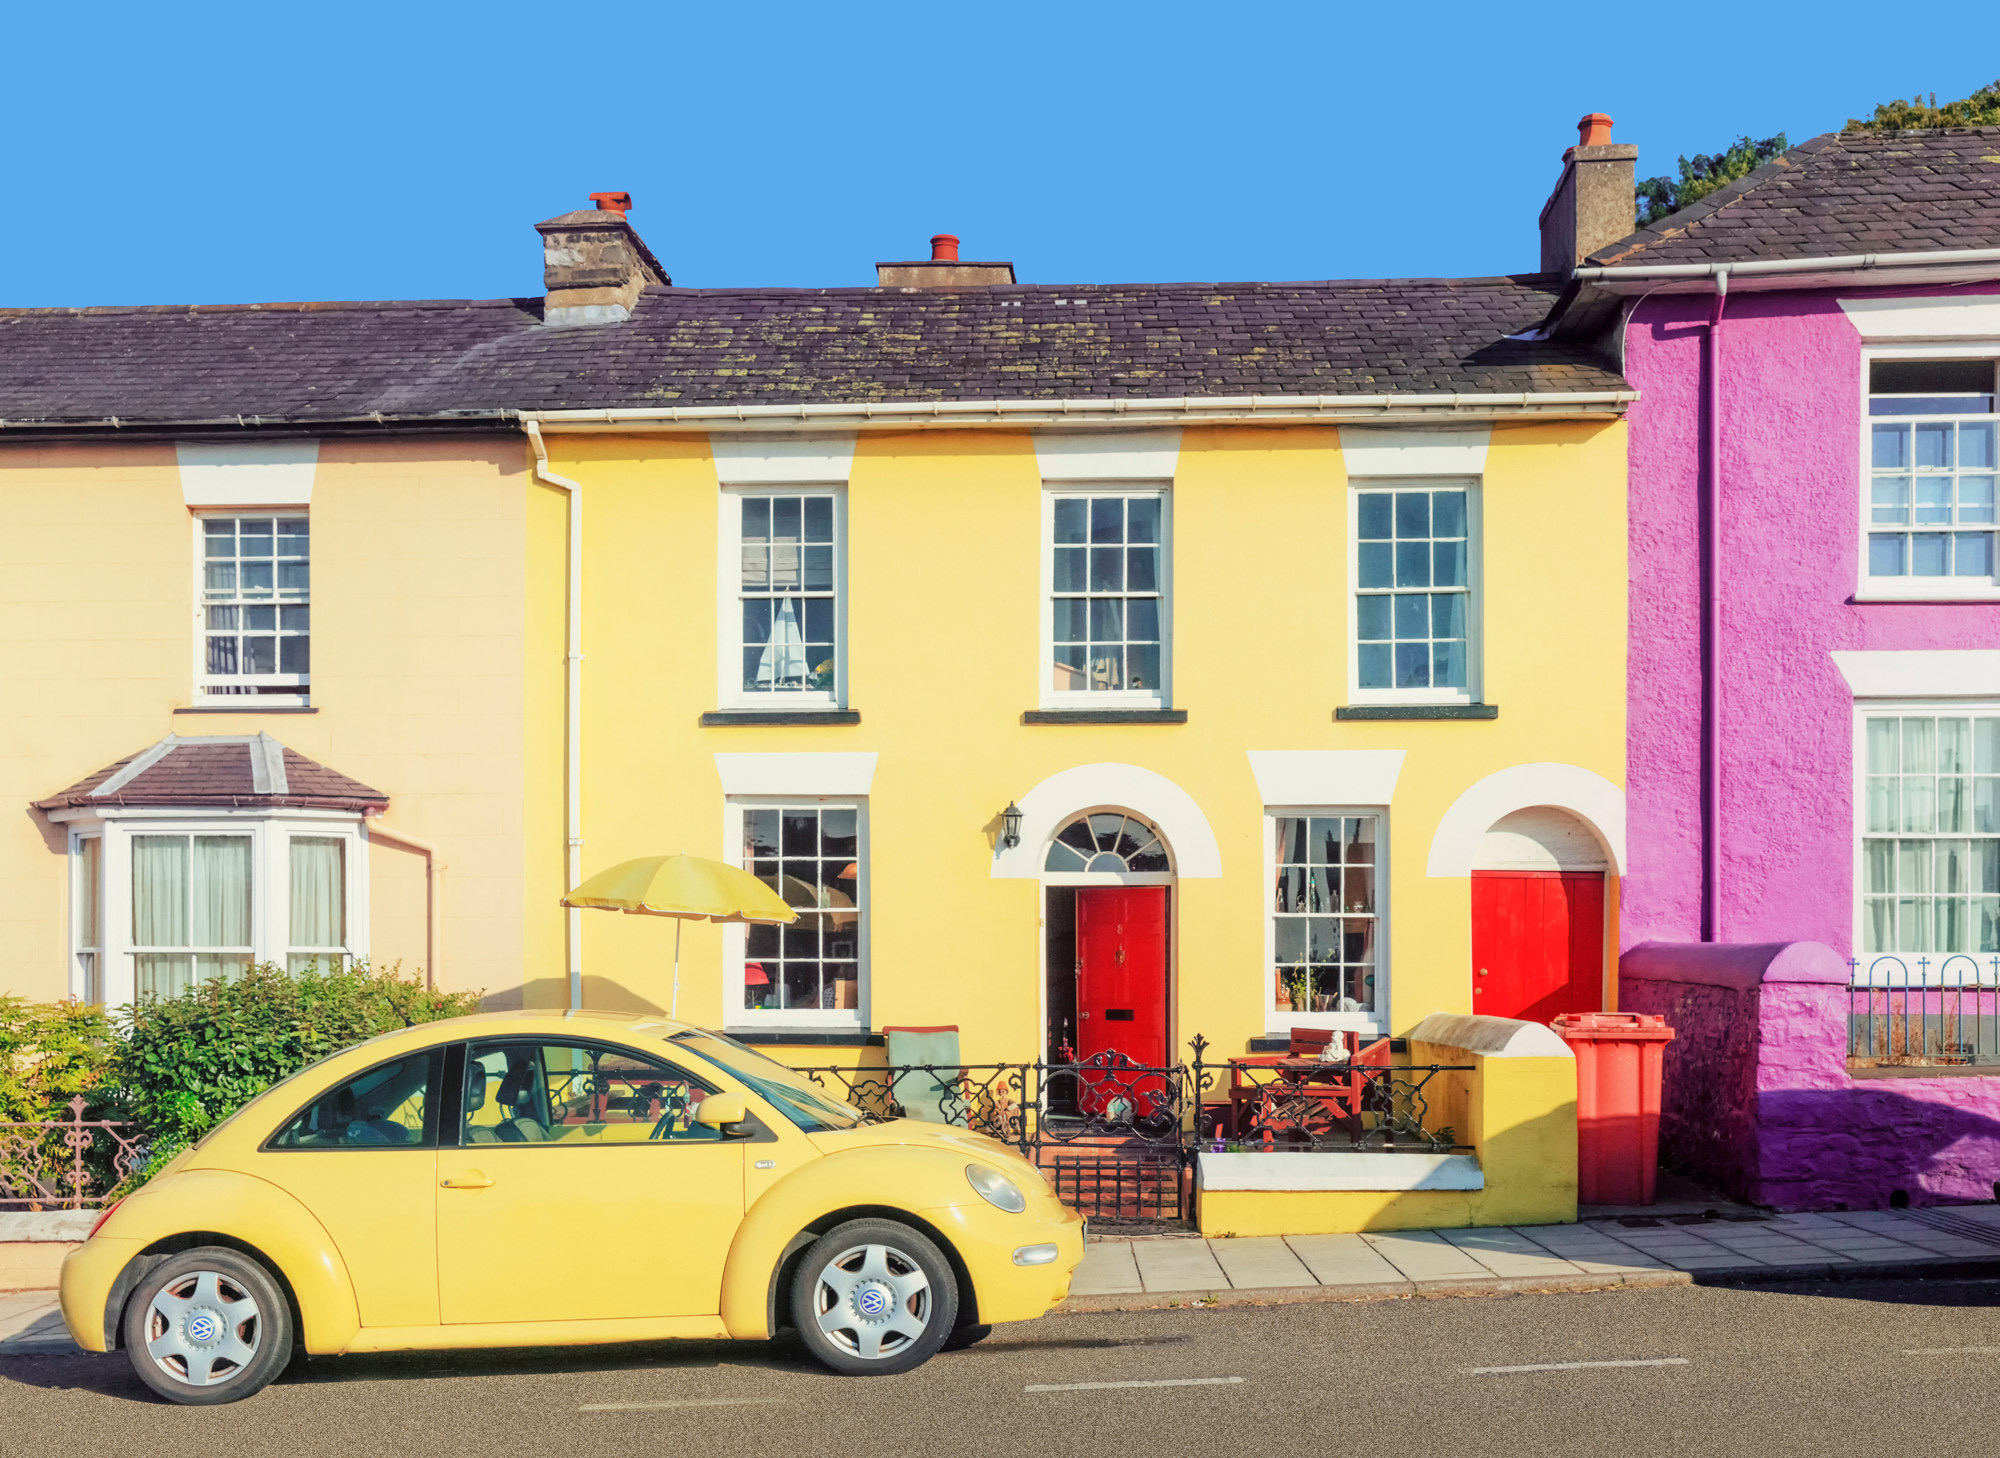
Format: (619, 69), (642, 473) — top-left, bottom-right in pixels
(122, 1247), (293, 1405)
(790, 1219), (958, 1376)
(942, 1322), (993, 1351)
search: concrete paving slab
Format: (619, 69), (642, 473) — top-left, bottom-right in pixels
(1363, 1230), (1491, 1280)
(1282, 1234), (1411, 1287)
(1132, 1238), (1229, 1293)
(1070, 1241), (1143, 1295)
(1945, 1206), (2000, 1228)
(1434, 1227), (1586, 1279)
(1206, 1237), (1319, 1289)
(0, 1291), (70, 1354)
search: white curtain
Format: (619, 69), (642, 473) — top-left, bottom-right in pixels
(290, 837), (345, 950)
(192, 836), (252, 948)
(75, 836), (102, 947)
(131, 836), (189, 947)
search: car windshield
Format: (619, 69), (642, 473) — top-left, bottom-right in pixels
(670, 1029), (868, 1133)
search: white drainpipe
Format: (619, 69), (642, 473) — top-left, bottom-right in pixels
(525, 420), (586, 1012)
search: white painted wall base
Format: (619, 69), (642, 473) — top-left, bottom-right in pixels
(1195, 1151), (1484, 1192)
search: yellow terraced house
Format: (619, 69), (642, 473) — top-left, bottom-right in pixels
(1, 181), (1629, 1231)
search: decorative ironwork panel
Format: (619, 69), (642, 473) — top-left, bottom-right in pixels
(0, 1096), (146, 1211)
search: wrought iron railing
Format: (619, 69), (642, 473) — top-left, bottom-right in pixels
(0, 1095), (146, 1211)
(1849, 956), (2000, 1067)
(795, 1035), (1469, 1223)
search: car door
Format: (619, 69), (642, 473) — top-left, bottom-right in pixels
(434, 1039), (748, 1325)
(256, 1045), (443, 1328)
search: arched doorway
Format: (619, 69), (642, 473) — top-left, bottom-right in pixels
(1471, 807), (1610, 1022)
(1041, 810), (1174, 1071)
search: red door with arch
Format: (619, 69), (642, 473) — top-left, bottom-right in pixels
(1073, 886), (1170, 1122)
(1470, 871), (1604, 1022)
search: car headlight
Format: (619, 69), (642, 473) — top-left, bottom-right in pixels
(965, 1163), (1027, 1213)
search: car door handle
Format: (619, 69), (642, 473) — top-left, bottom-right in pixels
(440, 1173), (494, 1190)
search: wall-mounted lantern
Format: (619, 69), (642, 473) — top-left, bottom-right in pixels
(1001, 801), (1024, 849)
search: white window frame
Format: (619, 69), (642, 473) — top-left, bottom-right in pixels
(192, 510), (311, 707)
(1039, 483), (1172, 710)
(716, 484), (848, 710)
(1262, 807), (1389, 1035)
(1855, 344), (2000, 603)
(1850, 701), (2000, 986)
(51, 807), (369, 1007)
(1346, 478), (1483, 707)
(71, 830), (104, 1005)
(721, 795), (868, 1030)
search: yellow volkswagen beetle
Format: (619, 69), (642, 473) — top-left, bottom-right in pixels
(61, 1011), (1084, 1404)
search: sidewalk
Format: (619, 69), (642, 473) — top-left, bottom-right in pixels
(1064, 1205), (2000, 1310)
(7, 1206), (2000, 1355)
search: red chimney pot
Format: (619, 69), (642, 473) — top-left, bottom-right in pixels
(589, 191), (633, 215)
(1576, 114), (1614, 148)
(930, 234), (960, 262)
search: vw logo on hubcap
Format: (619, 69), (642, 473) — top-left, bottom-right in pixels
(184, 1311), (220, 1345)
(853, 1284), (893, 1319)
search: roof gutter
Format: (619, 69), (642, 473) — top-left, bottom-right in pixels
(1575, 245), (2000, 287)
(519, 389), (1636, 433)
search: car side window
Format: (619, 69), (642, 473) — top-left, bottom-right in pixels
(461, 1041), (726, 1145)
(268, 1051), (437, 1149)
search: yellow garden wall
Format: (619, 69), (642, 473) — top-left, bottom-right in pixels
(1196, 1015), (1580, 1235)
(530, 421), (1626, 1063)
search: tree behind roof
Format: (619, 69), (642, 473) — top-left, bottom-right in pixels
(1847, 81), (2000, 131)
(1634, 135), (1789, 229)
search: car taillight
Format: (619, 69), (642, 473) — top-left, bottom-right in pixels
(87, 1198), (125, 1240)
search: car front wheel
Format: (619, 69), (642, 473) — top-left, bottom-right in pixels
(122, 1247), (293, 1405)
(790, 1219), (958, 1376)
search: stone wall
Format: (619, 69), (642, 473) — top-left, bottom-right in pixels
(1623, 940), (2000, 1210)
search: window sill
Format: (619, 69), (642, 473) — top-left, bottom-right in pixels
(700, 710), (860, 726)
(1335, 704), (1497, 721)
(1851, 588), (2000, 604)
(1848, 1060), (2000, 1080)
(175, 705), (319, 715)
(725, 1028), (884, 1047)
(1248, 1035), (1405, 1054)
(1023, 709), (1187, 725)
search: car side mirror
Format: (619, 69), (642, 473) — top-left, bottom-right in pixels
(693, 1093), (751, 1135)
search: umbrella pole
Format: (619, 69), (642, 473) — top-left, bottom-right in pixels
(671, 918), (683, 1019)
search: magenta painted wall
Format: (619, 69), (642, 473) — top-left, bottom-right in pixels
(1623, 283), (2000, 954)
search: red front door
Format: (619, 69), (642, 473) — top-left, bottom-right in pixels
(1074, 886), (1168, 1067)
(1471, 871), (1604, 1023)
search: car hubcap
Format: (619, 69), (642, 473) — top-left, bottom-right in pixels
(812, 1243), (932, 1360)
(144, 1270), (261, 1386)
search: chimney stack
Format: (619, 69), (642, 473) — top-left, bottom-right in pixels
(536, 193), (670, 327)
(877, 232), (1015, 288)
(1538, 113), (1639, 275)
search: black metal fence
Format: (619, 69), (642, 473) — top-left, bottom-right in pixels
(1849, 956), (2000, 1067)
(797, 1037), (1468, 1226)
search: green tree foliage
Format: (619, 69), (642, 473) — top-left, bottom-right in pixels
(1634, 134), (1789, 229)
(1847, 81), (2000, 131)
(114, 960), (481, 1174)
(0, 996), (115, 1122)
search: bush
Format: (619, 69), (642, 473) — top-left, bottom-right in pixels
(0, 995), (116, 1123)
(1847, 81), (2000, 132)
(1635, 134), (1789, 229)
(115, 961), (482, 1174)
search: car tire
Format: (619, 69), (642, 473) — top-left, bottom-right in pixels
(121, 1247), (293, 1406)
(941, 1322), (993, 1351)
(790, 1219), (958, 1376)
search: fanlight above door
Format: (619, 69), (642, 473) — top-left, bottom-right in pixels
(1044, 813), (1171, 874)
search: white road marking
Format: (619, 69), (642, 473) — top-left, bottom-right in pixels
(1901, 1346), (2000, 1356)
(579, 1398), (790, 1411)
(1025, 1377), (1246, 1392)
(1473, 1358), (1690, 1376)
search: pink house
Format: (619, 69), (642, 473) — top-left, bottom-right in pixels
(1543, 122), (2000, 1208)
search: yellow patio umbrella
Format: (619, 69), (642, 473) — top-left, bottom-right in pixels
(561, 855), (797, 1018)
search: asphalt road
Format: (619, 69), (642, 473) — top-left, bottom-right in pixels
(7, 1277), (2000, 1457)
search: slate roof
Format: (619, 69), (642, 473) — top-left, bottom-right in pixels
(34, 734), (389, 813)
(0, 275), (1623, 429)
(1588, 127), (2000, 267)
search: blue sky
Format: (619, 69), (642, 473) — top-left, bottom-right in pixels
(6, 2), (1997, 306)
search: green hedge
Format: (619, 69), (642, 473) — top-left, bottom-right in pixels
(1, 962), (481, 1184)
